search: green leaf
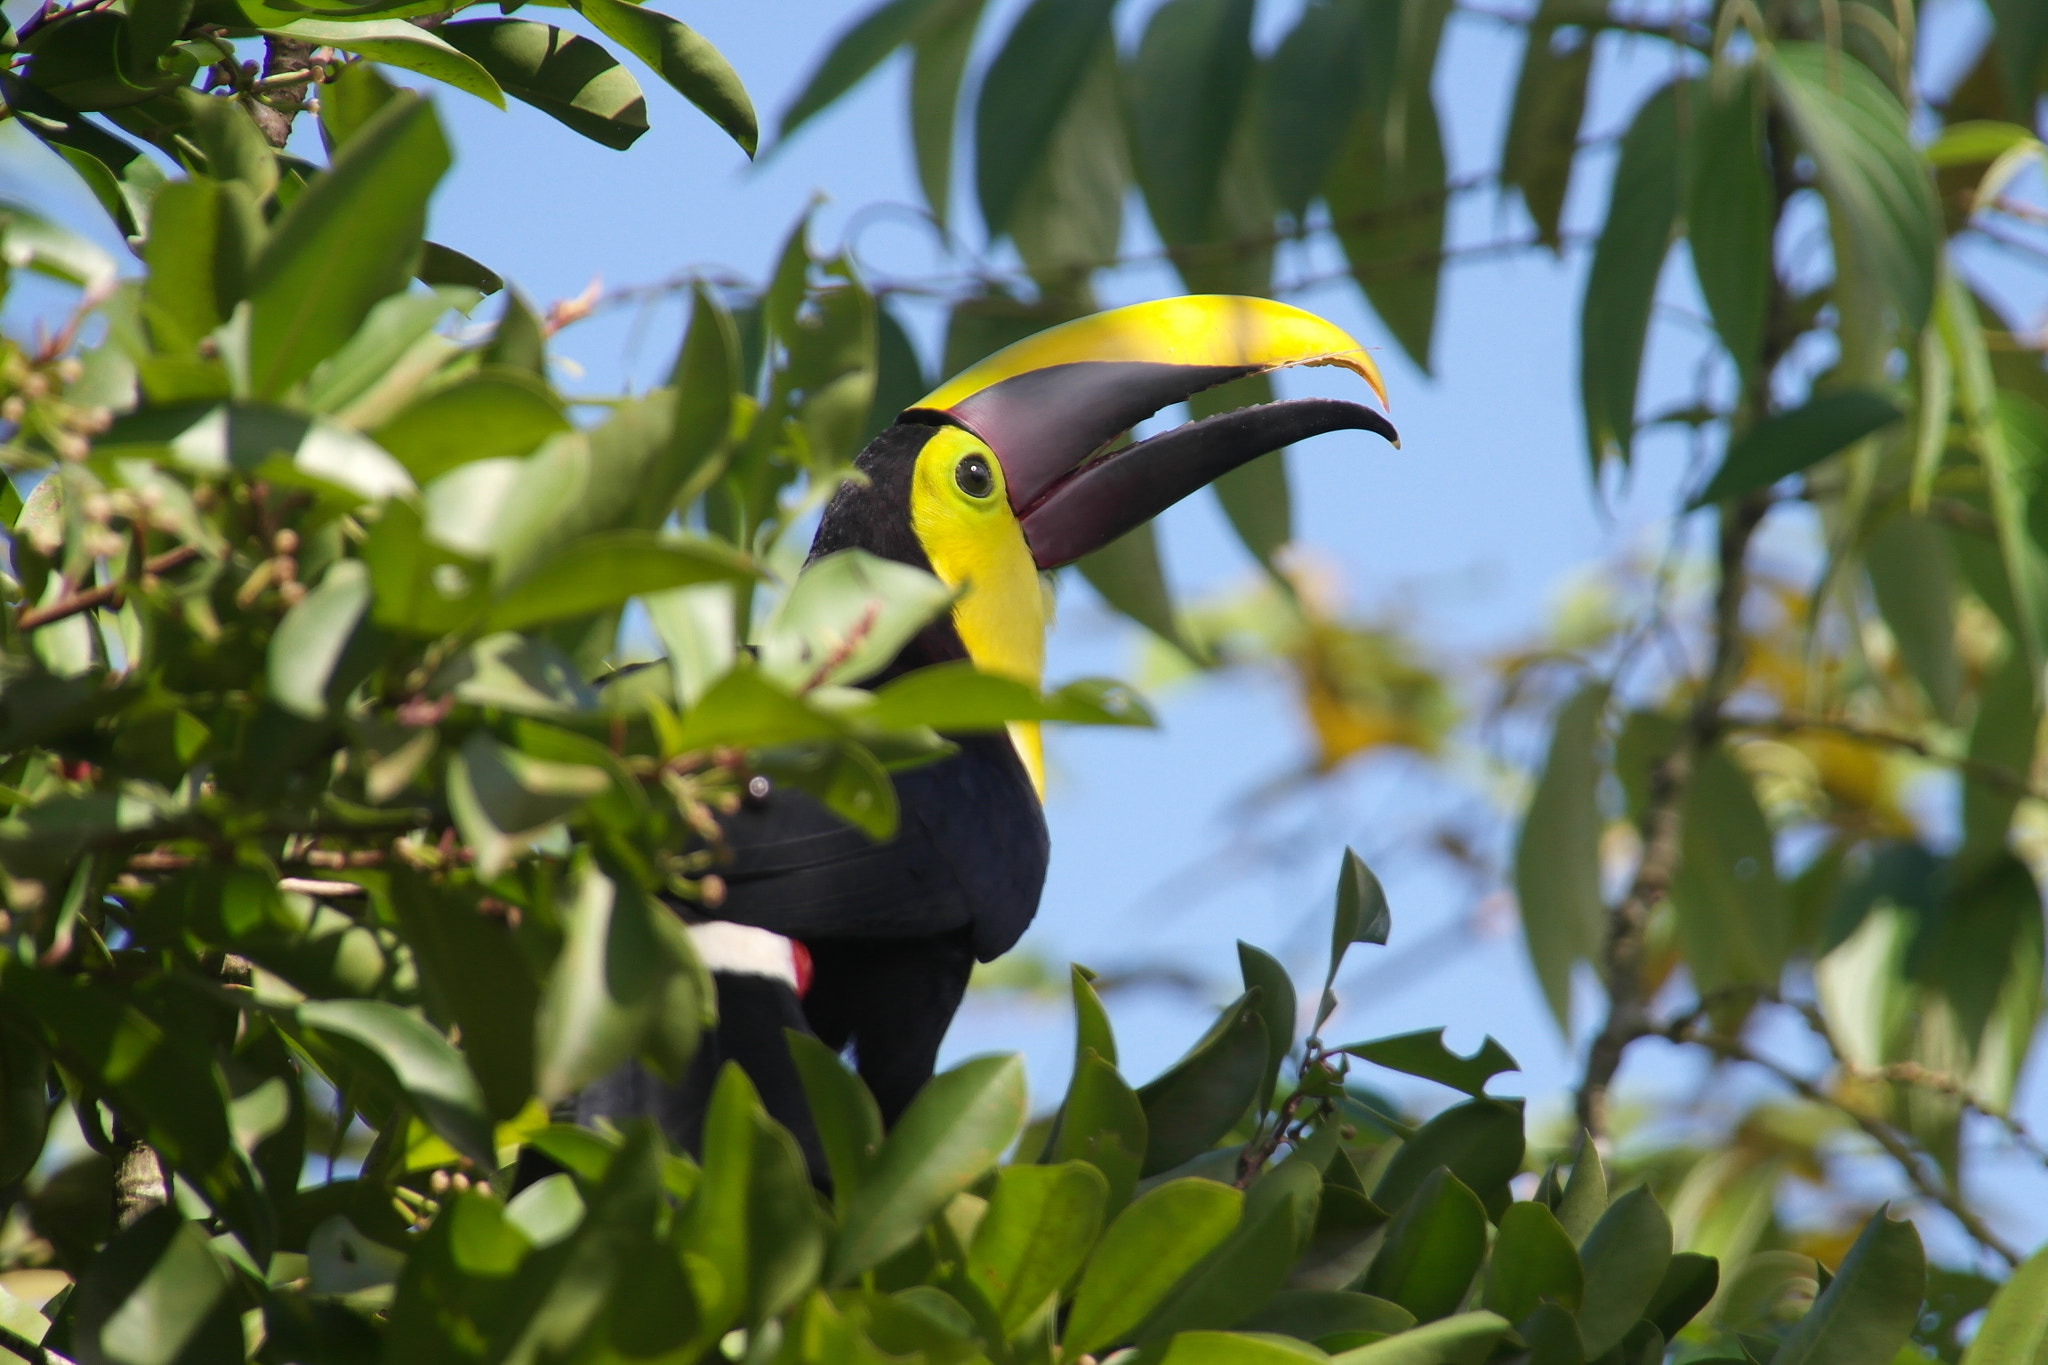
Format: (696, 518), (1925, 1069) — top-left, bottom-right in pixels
(862, 662), (1152, 731)
(1008, 31), (1125, 285)
(787, 1029), (884, 1213)
(372, 369), (569, 482)
(1988, 0), (2048, 109)
(533, 855), (709, 1099)
(22, 12), (187, 110)
(0, 72), (164, 238)
(1240, 1291), (1414, 1347)
(0, 1023), (49, 1190)
(968, 1161), (1109, 1337)
(446, 729), (610, 877)
(3, 199), (121, 290)
(1646, 1252), (1719, 1338)
(1236, 942), (1296, 1115)
(1669, 745), (1789, 1023)
(1961, 1236), (2048, 1365)
(1326, 5), (1446, 374)
(484, 530), (755, 633)
(566, 0), (755, 154)
(1046, 1050), (1146, 1217)
(124, 0), (194, 79)
(489, 287), (549, 378)
(417, 241), (503, 295)
(72, 1209), (241, 1365)
(1071, 964), (1117, 1069)
(1767, 42), (1942, 336)
(296, 997), (494, 1167)
(1553, 1141), (1606, 1244)
(1362, 1167), (1487, 1323)
(1774, 1209), (1924, 1365)
(1581, 79), (1686, 472)
(779, 0), (946, 143)
(1316, 847), (1391, 1032)
(1501, 4), (1592, 251)
(1692, 389), (1902, 506)
(1688, 66), (1772, 377)
(1143, 1332), (1332, 1365)
(142, 179), (260, 353)
(301, 288), (460, 416)
(1064, 1179), (1245, 1356)
(1137, 1160), (1320, 1340)
(830, 1054), (1028, 1282)
(1483, 1201), (1582, 1321)
(757, 549), (955, 690)
(244, 91), (449, 400)
(1135, 991), (1268, 1176)
(974, 0), (1116, 238)
(1574, 1185), (1672, 1356)
(1338, 1030), (1517, 1099)
(439, 19), (649, 149)
(382, 866), (539, 1122)
(1866, 514), (1962, 722)
(384, 1192), (532, 1358)
(910, 0), (984, 229)
(266, 558), (370, 720)
(1261, 0), (1372, 220)
(1371, 1100), (1523, 1215)
(1326, 1312), (1508, 1365)
(1127, 0), (1255, 246)
(1512, 680), (1607, 1035)
(262, 19), (504, 106)
(685, 1066), (827, 1328)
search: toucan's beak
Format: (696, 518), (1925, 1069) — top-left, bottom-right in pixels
(902, 296), (1400, 570)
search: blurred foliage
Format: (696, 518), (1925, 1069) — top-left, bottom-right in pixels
(6, 0), (2048, 1356)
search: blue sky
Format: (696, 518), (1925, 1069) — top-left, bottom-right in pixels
(8, 0), (2048, 1259)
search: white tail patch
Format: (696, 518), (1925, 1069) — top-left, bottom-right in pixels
(685, 921), (810, 996)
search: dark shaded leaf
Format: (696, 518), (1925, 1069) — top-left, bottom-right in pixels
(1669, 745), (1789, 1026)
(1362, 1166), (1487, 1323)
(1324, 1312), (1508, 1364)
(1261, 0), (1372, 219)
(1866, 514), (1962, 721)
(1687, 66), (1772, 377)
(1692, 390), (1902, 506)
(1046, 1049), (1146, 1217)
(830, 1054), (1027, 1282)
(1316, 847), (1391, 1031)
(910, 0), (985, 228)
(417, 241), (504, 295)
(1774, 1208), (1924, 1365)
(1339, 1029), (1516, 1098)
(1136, 991), (1267, 1176)
(1581, 79), (1687, 472)
(1647, 1252), (1719, 1338)
(484, 530), (755, 633)
(787, 1029), (883, 1213)
(440, 19), (649, 149)
(1502, 5), (1591, 250)
(568, 0), (755, 153)
(1127, 0), (1255, 245)
(1483, 1201), (1581, 1321)
(1574, 1185), (1671, 1356)
(1767, 42), (1942, 335)
(1371, 1100), (1523, 1214)
(1513, 680), (1607, 1034)
(1237, 942), (1297, 1114)
(372, 369), (568, 482)
(973, 0), (1116, 237)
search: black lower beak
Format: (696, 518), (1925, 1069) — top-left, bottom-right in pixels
(1015, 398), (1400, 570)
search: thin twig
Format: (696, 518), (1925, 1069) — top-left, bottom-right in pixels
(0, 1321), (76, 1365)
(1673, 1022), (2022, 1266)
(14, 545), (200, 631)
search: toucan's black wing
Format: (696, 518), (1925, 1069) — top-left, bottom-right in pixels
(712, 732), (1049, 962)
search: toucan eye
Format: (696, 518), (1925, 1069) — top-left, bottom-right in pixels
(955, 454), (995, 500)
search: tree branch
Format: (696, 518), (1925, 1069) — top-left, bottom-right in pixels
(14, 545), (200, 631)
(1729, 711), (2047, 803)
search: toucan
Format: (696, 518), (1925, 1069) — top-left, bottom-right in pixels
(572, 296), (1398, 1174)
